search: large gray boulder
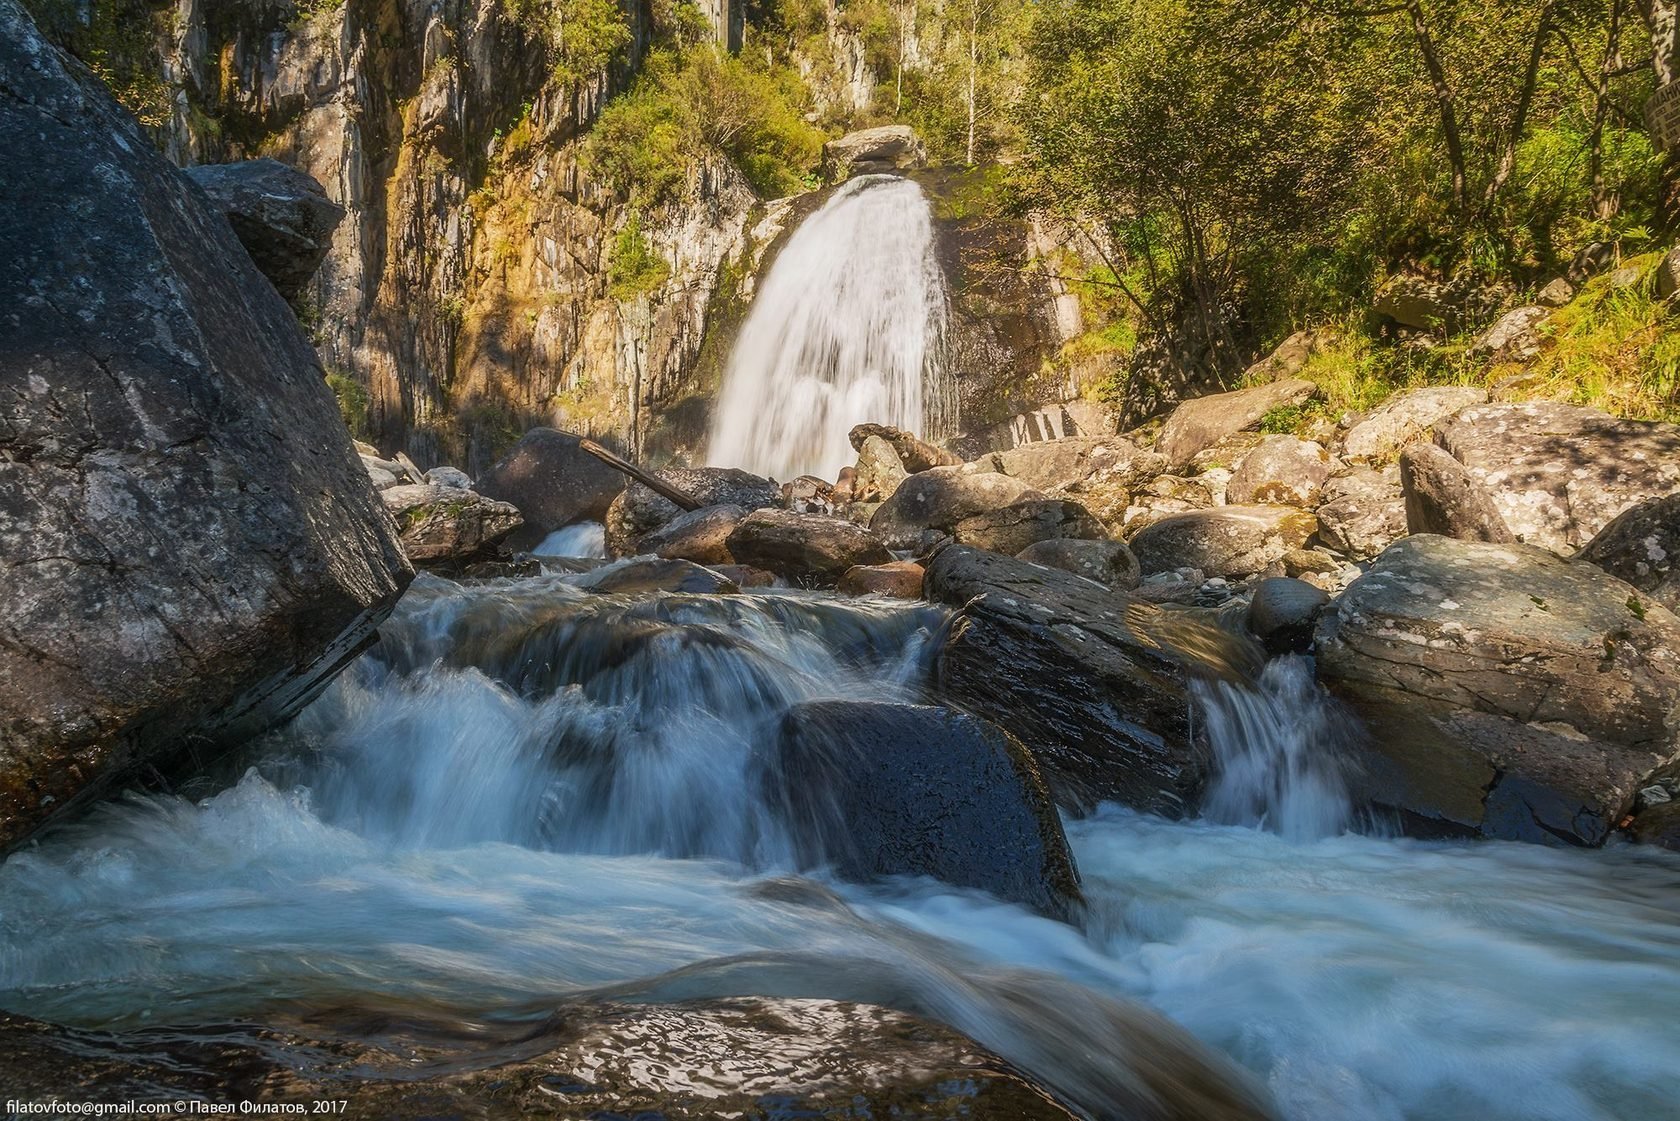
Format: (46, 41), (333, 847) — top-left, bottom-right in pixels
(726, 509), (892, 584)
(182, 159), (344, 301)
(0, 9), (412, 850)
(924, 547), (1265, 813)
(1129, 507), (1318, 579)
(606, 467), (780, 557)
(475, 427), (625, 550)
(636, 503), (747, 565)
(1400, 443), (1514, 543)
(1316, 535), (1680, 845)
(1434, 402), (1680, 553)
(869, 467), (1043, 548)
(1016, 538), (1141, 590)
(1340, 386), (1486, 465)
(1154, 379), (1317, 468)
(1576, 493), (1680, 612)
(767, 701), (1081, 918)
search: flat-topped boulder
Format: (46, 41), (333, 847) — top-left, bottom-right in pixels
(823, 125), (928, 178)
(869, 466), (1044, 548)
(636, 503), (747, 565)
(924, 547), (1264, 813)
(952, 498), (1106, 556)
(1155, 379), (1317, 468)
(1316, 535), (1680, 845)
(1340, 386), (1486, 465)
(1433, 402), (1680, 554)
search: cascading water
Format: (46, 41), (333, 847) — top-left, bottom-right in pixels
(4, 570), (1680, 1121)
(706, 175), (952, 481)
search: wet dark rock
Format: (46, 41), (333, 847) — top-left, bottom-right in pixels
(770, 700), (1080, 917)
(0, 10), (411, 851)
(475, 428), (625, 551)
(1576, 493), (1680, 613)
(380, 484), (523, 566)
(1129, 507), (1318, 580)
(0, 1001), (1084, 1120)
(1629, 799), (1680, 849)
(726, 509), (893, 584)
(1316, 535), (1680, 845)
(606, 467), (780, 557)
(1016, 538), (1141, 590)
(580, 557), (739, 595)
(870, 467), (1044, 549)
(1400, 443), (1514, 543)
(952, 499), (1106, 556)
(925, 547), (1265, 813)
(1434, 402), (1680, 554)
(182, 159), (344, 300)
(849, 422), (961, 472)
(1245, 578), (1331, 655)
(636, 503), (747, 565)
(1155, 379), (1317, 468)
(712, 563), (778, 588)
(837, 560), (926, 598)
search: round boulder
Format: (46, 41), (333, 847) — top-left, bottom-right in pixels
(1015, 538), (1141, 590)
(475, 428), (625, 549)
(870, 467), (1045, 549)
(1245, 577), (1331, 654)
(1227, 436), (1330, 508)
(837, 560), (926, 598)
(1129, 507), (1318, 579)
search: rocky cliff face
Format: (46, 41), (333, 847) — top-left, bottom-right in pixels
(39, 0), (762, 472)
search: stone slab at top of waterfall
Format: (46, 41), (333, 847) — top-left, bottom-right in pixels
(924, 546), (1265, 815)
(1315, 534), (1680, 846)
(0, 0), (413, 851)
(822, 125), (928, 180)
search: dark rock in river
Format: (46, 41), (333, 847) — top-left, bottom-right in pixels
(580, 557), (739, 595)
(1246, 577), (1331, 655)
(924, 547), (1265, 814)
(636, 503), (747, 565)
(769, 700), (1081, 918)
(838, 559), (926, 598)
(475, 427), (626, 550)
(606, 467), (780, 556)
(0, 1001), (1085, 1120)
(726, 508), (893, 584)
(0, 5), (412, 851)
(182, 159), (344, 301)
(1316, 534), (1680, 845)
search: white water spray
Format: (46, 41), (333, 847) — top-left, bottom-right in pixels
(707, 176), (951, 481)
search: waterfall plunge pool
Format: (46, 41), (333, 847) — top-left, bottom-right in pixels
(2, 571), (1678, 1120)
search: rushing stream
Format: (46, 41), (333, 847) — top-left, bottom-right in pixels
(3, 569), (1679, 1119)
(706, 175), (953, 481)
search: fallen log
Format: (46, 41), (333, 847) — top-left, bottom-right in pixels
(579, 439), (704, 512)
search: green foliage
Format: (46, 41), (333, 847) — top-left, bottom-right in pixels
(608, 212), (672, 298)
(325, 370), (371, 436)
(501, 0), (631, 86)
(585, 44), (823, 204)
(25, 0), (173, 128)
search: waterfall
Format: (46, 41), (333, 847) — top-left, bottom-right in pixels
(1195, 658), (1355, 840)
(706, 176), (951, 482)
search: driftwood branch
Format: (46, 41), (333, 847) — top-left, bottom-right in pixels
(579, 439), (704, 511)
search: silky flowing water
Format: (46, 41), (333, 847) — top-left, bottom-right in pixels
(2, 570), (1678, 1120)
(706, 175), (952, 481)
